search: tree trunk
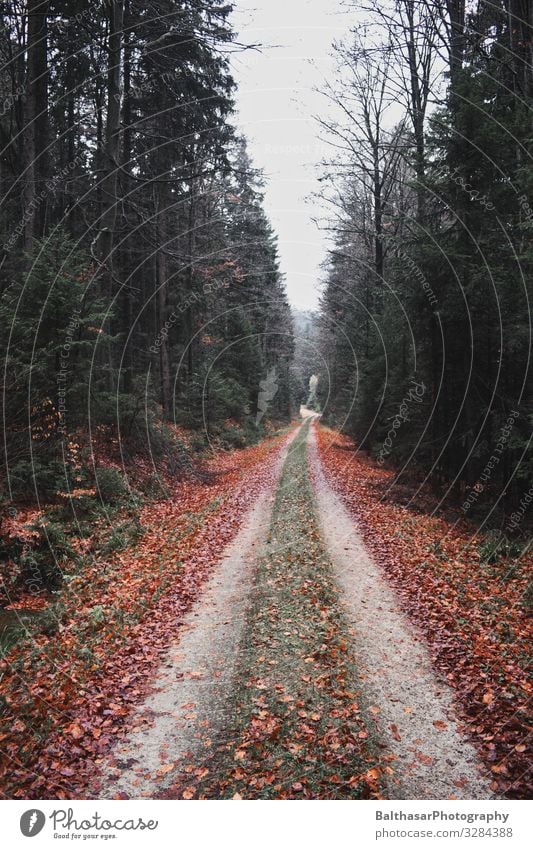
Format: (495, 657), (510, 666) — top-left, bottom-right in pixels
(98, 0), (124, 285)
(446, 0), (466, 91)
(120, 0), (134, 394)
(98, 0), (124, 391)
(155, 185), (172, 416)
(186, 172), (197, 381)
(24, 0), (49, 254)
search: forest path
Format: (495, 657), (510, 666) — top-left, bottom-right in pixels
(93, 426), (300, 798)
(308, 423), (493, 799)
(93, 418), (491, 800)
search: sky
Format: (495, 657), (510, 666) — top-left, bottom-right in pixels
(230, 0), (353, 311)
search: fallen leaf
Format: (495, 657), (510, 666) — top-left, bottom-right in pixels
(156, 763), (175, 776)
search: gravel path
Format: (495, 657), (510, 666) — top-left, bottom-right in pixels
(96, 428), (299, 799)
(308, 424), (493, 800)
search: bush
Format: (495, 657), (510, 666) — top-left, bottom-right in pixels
(139, 472), (169, 499)
(8, 458), (69, 502)
(0, 518), (72, 596)
(98, 519), (143, 555)
(522, 581), (533, 612)
(8, 520), (75, 591)
(94, 467), (129, 504)
(189, 432), (208, 453)
(218, 425), (248, 449)
(479, 531), (523, 564)
(216, 418), (262, 450)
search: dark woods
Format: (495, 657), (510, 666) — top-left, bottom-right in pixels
(0, 0), (294, 503)
(316, 0), (532, 524)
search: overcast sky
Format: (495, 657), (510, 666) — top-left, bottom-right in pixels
(230, 1), (353, 311)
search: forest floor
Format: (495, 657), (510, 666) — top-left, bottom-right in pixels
(1, 419), (530, 799)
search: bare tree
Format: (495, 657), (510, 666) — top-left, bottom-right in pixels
(354, 0), (442, 225)
(317, 36), (406, 283)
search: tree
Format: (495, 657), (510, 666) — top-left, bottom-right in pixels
(316, 0), (532, 520)
(0, 231), (109, 499)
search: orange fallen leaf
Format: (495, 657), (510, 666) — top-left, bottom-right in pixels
(157, 763), (175, 776)
(67, 724), (84, 740)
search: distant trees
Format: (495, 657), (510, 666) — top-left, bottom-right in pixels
(318, 0), (532, 520)
(290, 310), (322, 410)
(0, 1), (293, 503)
